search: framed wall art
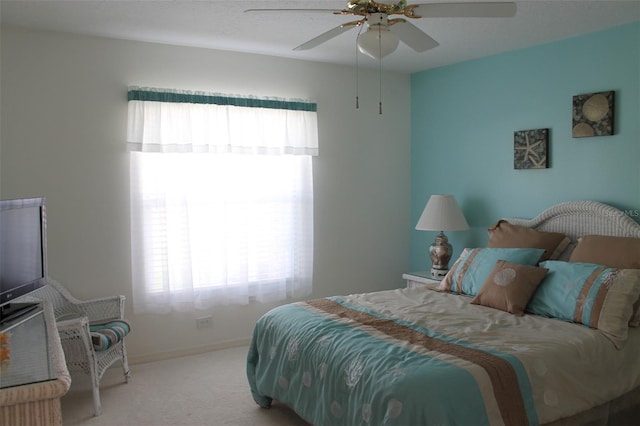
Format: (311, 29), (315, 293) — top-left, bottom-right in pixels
(514, 128), (548, 169)
(572, 91), (614, 137)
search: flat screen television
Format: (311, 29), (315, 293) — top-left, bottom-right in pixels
(0, 197), (48, 325)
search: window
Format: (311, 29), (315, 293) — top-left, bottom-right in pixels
(127, 87), (317, 314)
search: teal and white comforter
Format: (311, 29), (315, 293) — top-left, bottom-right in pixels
(247, 287), (640, 426)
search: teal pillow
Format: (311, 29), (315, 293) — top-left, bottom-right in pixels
(527, 261), (640, 348)
(528, 261), (617, 322)
(439, 248), (545, 296)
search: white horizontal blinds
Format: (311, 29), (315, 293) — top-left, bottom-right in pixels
(127, 87), (316, 314)
(127, 87), (318, 155)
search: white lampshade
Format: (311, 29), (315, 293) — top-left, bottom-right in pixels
(415, 195), (469, 231)
(357, 26), (400, 59)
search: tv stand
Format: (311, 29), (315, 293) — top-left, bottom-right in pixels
(0, 302), (70, 425)
(0, 302), (40, 327)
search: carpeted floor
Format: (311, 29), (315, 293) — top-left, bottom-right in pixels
(62, 345), (309, 426)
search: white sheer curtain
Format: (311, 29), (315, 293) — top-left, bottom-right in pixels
(127, 87), (317, 314)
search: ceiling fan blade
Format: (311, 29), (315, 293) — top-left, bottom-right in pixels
(293, 21), (362, 51)
(407, 2), (516, 18)
(389, 19), (439, 52)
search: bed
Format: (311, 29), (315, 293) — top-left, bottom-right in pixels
(247, 200), (640, 425)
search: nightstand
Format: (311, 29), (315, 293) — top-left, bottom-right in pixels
(402, 272), (442, 289)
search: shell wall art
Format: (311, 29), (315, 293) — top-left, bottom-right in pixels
(572, 91), (614, 137)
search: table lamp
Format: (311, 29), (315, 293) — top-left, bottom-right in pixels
(415, 194), (469, 280)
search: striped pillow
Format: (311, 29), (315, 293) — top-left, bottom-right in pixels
(438, 247), (545, 296)
(90, 320), (131, 351)
(528, 261), (640, 348)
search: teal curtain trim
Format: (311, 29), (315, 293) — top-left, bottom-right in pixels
(128, 89), (317, 112)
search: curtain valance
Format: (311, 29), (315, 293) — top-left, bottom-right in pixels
(127, 86), (319, 155)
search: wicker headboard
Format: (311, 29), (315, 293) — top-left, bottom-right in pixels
(505, 200), (640, 242)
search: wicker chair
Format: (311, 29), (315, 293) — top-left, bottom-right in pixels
(20, 278), (131, 416)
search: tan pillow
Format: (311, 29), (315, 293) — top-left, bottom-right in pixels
(470, 260), (548, 316)
(569, 235), (640, 269)
(487, 220), (571, 261)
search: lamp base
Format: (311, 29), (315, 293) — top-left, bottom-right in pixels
(430, 268), (449, 281)
(429, 231), (453, 281)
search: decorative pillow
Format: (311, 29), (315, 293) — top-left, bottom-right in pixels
(471, 260), (548, 316)
(569, 235), (640, 269)
(527, 261), (640, 348)
(90, 320), (131, 351)
(487, 220), (571, 261)
(438, 247), (545, 297)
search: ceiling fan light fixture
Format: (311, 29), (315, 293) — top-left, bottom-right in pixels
(357, 25), (399, 59)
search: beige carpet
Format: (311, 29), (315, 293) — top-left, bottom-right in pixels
(62, 345), (309, 426)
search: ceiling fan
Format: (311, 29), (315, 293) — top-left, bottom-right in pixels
(245, 0), (517, 59)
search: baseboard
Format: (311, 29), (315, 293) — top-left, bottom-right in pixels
(128, 337), (251, 365)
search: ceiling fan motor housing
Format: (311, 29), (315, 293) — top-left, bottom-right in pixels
(368, 12), (390, 26)
(348, 0), (408, 14)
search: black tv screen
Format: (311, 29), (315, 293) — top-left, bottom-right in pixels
(0, 198), (48, 307)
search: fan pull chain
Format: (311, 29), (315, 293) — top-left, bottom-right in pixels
(355, 42), (360, 109)
(378, 57), (382, 115)
(378, 24), (383, 115)
(355, 24), (364, 110)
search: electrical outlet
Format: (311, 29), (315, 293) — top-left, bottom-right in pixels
(196, 316), (213, 329)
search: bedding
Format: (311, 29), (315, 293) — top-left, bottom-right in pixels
(247, 200), (640, 425)
(247, 287), (640, 425)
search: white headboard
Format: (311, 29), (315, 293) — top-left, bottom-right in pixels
(505, 200), (640, 241)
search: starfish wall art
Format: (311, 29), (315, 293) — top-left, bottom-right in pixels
(514, 128), (549, 169)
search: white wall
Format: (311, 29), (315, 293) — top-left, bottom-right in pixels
(1, 27), (412, 362)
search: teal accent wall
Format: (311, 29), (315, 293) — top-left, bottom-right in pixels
(410, 22), (640, 270)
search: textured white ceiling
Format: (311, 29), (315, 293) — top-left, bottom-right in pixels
(2, 0), (639, 73)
